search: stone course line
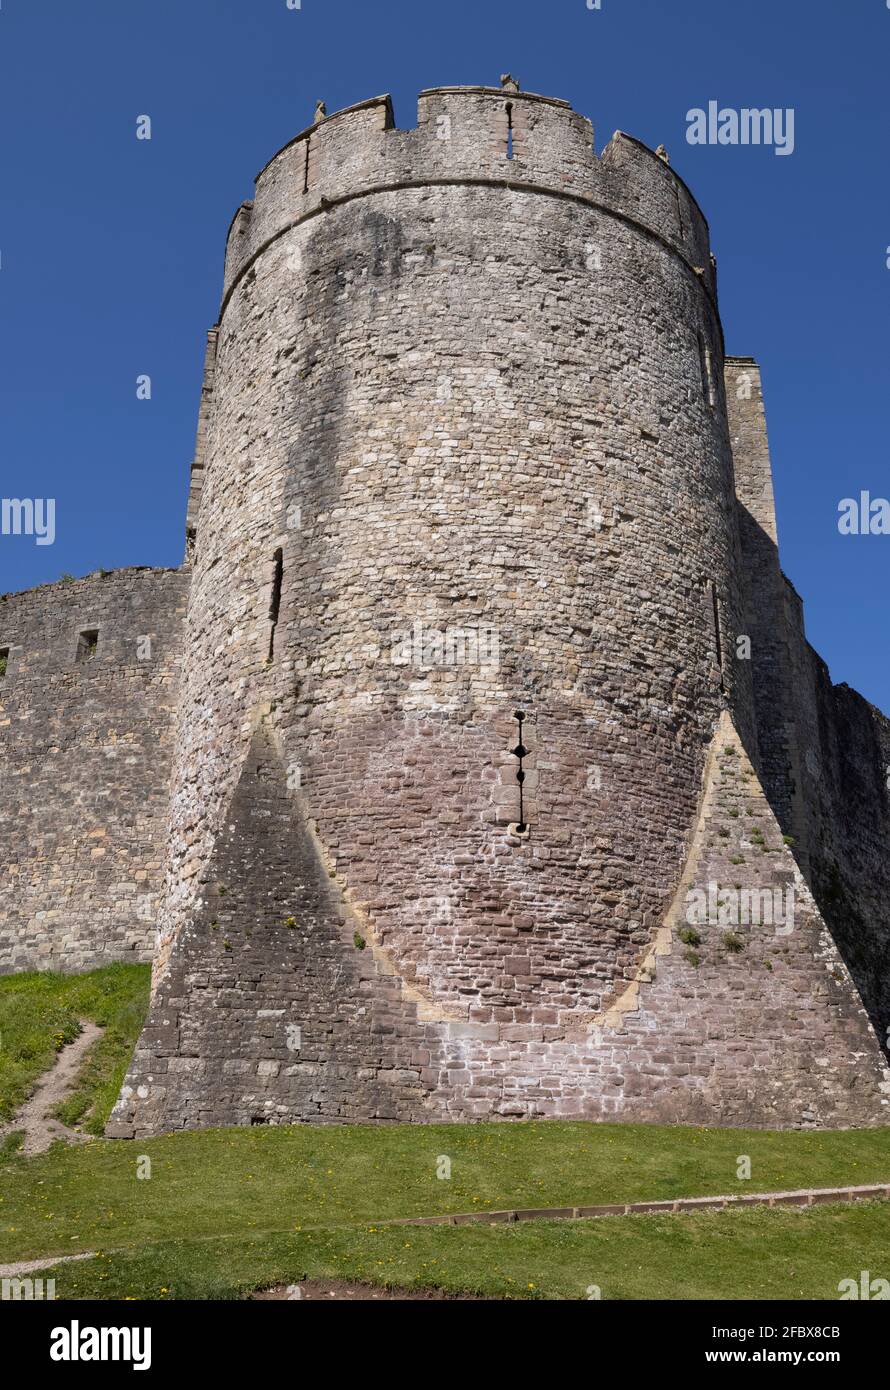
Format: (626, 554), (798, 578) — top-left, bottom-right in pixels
(3, 1179), (886, 1280)
(383, 1181), (890, 1228)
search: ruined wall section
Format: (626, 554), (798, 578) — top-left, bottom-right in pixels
(779, 595), (890, 1059)
(726, 357), (808, 854)
(729, 358), (890, 1058)
(0, 568), (188, 973)
(185, 328), (219, 555)
(158, 85), (756, 1032)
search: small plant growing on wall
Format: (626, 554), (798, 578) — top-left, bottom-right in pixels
(353, 932), (366, 951)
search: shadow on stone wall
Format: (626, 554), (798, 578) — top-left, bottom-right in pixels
(736, 502), (890, 1060)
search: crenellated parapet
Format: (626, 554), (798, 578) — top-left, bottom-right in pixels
(220, 85), (716, 314)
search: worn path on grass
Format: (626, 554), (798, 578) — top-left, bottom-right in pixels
(0, 1021), (102, 1158)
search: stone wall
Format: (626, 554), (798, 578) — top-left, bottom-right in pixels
(110, 725), (444, 1135)
(3, 83), (881, 1134)
(767, 581), (890, 1061)
(110, 84), (890, 1137)
(154, 85), (758, 1036)
(109, 711), (890, 1137)
(728, 358), (890, 1061)
(726, 358), (809, 858)
(0, 568), (187, 972)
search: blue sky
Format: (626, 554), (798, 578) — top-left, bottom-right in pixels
(0, 0), (887, 707)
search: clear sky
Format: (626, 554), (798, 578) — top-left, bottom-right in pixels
(0, 0), (887, 708)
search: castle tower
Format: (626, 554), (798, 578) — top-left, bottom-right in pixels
(109, 85), (890, 1136)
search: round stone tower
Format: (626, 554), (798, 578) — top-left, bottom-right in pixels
(117, 82), (890, 1138)
(167, 82), (754, 1017)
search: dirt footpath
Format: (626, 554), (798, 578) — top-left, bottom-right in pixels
(253, 1281), (491, 1301)
(0, 1021), (102, 1156)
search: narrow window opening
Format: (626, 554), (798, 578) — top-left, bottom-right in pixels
(707, 581), (724, 685)
(698, 333), (709, 399)
(698, 333), (716, 408)
(706, 344), (717, 408)
(302, 137), (310, 195)
(267, 548), (283, 662)
(505, 103), (514, 161)
(512, 709), (528, 832)
(0, 647), (9, 680)
(76, 629), (99, 664)
(674, 185), (685, 241)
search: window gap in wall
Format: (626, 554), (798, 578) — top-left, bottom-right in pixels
(698, 333), (716, 408)
(267, 548), (284, 662)
(303, 137), (311, 195)
(76, 629), (99, 664)
(506, 103), (514, 161)
(512, 709), (528, 831)
(707, 581), (724, 685)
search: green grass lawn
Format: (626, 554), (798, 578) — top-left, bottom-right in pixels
(0, 964), (150, 1136)
(2, 1117), (890, 1273)
(2, 965), (889, 1301)
(24, 1200), (890, 1301)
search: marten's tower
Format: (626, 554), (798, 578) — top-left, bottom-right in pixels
(109, 83), (890, 1136)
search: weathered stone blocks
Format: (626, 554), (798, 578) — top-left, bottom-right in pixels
(3, 84), (889, 1134)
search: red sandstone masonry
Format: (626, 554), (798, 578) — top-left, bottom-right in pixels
(109, 709), (890, 1134)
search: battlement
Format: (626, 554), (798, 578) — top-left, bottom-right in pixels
(0, 563), (180, 605)
(0, 565), (186, 682)
(221, 82), (715, 312)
